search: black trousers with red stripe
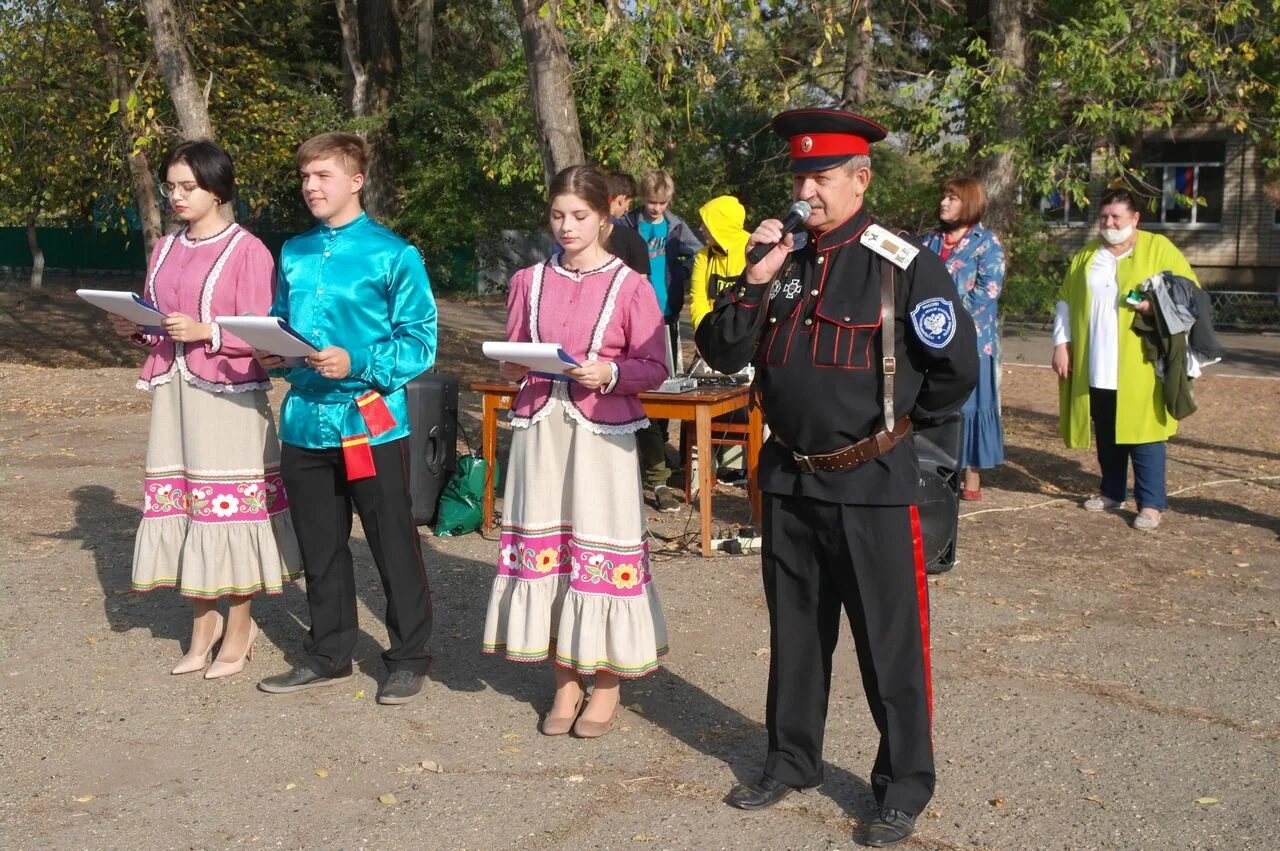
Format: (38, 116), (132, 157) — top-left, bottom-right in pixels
(282, 438), (433, 677)
(760, 493), (935, 816)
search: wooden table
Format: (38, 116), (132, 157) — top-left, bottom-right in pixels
(472, 381), (763, 557)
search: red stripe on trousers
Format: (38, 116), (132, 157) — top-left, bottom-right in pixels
(908, 505), (933, 730)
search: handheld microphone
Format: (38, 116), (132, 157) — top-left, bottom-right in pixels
(746, 200), (812, 265)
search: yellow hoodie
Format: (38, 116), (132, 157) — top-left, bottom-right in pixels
(689, 195), (750, 329)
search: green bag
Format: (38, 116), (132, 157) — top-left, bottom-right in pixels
(431, 454), (498, 537)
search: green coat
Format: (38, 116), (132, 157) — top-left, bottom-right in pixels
(1057, 231), (1197, 448)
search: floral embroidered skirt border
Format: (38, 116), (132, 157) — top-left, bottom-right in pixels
(483, 403), (668, 678)
(131, 377), (302, 599)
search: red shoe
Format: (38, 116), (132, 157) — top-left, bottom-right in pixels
(960, 487), (982, 501)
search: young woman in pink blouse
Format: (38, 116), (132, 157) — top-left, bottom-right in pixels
(108, 141), (300, 679)
(483, 165), (669, 737)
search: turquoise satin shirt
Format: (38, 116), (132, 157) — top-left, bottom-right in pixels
(272, 212), (437, 450)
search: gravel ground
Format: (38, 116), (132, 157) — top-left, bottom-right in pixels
(0, 297), (1277, 850)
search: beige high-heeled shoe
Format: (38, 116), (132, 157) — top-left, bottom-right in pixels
(572, 701), (618, 739)
(171, 611), (226, 675)
(204, 620), (259, 680)
(540, 692), (586, 736)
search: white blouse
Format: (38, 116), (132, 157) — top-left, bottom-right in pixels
(1053, 246), (1133, 391)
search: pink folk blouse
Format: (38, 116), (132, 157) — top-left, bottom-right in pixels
(134, 224), (275, 393)
(506, 254), (667, 433)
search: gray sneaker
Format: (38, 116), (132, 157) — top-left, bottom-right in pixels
(1083, 496), (1124, 512)
(653, 486), (681, 513)
(1132, 510), (1162, 531)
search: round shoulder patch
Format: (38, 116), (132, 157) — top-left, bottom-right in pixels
(910, 297), (957, 349)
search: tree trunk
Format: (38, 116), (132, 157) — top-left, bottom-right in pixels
(26, 217), (45, 291)
(840, 0), (872, 109)
(336, 0), (402, 220)
(511, 0), (585, 187)
(979, 0), (1031, 236)
(415, 0), (435, 70)
(87, 0), (163, 257)
(140, 0), (214, 141)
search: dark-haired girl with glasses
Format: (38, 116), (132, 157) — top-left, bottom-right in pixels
(108, 140), (301, 679)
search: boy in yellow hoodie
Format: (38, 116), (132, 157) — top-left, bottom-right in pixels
(690, 195), (752, 482)
(690, 195), (750, 329)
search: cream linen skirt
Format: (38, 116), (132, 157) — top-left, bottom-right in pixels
(483, 403), (668, 677)
(131, 377), (301, 599)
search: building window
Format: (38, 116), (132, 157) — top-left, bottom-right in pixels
(1033, 167), (1091, 226)
(1142, 140), (1225, 226)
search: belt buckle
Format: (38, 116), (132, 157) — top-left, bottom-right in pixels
(793, 452), (817, 474)
(883, 356), (897, 375)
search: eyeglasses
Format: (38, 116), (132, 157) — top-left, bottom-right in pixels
(159, 181), (202, 199)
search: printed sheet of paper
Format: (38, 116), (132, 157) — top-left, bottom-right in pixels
(214, 315), (320, 357)
(482, 341), (580, 376)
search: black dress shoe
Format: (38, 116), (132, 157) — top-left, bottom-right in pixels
(725, 776), (798, 810)
(257, 665), (353, 694)
(377, 670), (425, 705)
(862, 808), (917, 847)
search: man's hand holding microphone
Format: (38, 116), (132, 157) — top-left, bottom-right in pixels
(744, 201), (812, 285)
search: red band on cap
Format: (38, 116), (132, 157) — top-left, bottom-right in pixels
(790, 132), (870, 160)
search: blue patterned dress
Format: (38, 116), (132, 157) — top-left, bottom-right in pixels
(920, 224), (1006, 469)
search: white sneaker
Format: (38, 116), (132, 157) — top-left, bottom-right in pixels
(1083, 496), (1124, 512)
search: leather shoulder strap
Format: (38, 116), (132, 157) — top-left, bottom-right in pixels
(879, 256), (896, 432)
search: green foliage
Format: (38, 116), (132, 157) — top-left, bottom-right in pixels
(0, 1), (117, 227)
(2, 0), (1277, 297)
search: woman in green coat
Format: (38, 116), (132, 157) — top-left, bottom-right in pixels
(1051, 188), (1197, 531)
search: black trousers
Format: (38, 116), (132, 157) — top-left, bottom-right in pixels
(281, 438), (433, 676)
(761, 493), (935, 816)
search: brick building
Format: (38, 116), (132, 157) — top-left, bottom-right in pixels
(1042, 128), (1279, 293)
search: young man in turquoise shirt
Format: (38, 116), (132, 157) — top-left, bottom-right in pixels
(255, 133), (437, 705)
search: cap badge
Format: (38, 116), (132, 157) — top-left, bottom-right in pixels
(800, 135), (814, 153)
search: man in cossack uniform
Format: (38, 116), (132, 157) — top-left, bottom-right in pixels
(696, 107), (977, 847)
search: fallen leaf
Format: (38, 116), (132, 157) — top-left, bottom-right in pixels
(421, 759), (442, 773)
(501, 732), (520, 740)
(753, 647), (769, 657)
(631, 836), (657, 842)
(73, 795), (96, 803)
(566, 775), (584, 783)
(1078, 768), (1097, 776)
(378, 793), (397, 806)
(285, 783), (297, 790)
(502, 746), (520, 754)
(1195, 797), (1218, 805)
(84, 637), (97, 646)
(353, 689), (365, 699)
(625, 703), (645, 715)
(989, 797), (1005, 808)
(314, 769), (328, 778)
(1235, 562), (1249, 568)
(1184, 569), (1205, 577)
(1083, 795), (1106, 807)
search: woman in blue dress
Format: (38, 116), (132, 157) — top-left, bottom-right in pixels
(921, 177), (1006, 500)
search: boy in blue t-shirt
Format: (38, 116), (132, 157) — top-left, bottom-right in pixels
(619, 169), (703, 512)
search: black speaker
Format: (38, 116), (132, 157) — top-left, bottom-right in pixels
(405, 372), (459, 526)
(912, 414), (964, 574)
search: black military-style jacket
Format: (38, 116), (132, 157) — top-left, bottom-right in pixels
(695, 208), (978, 505)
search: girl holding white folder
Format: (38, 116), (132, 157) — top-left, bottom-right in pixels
(482, 165), (670, 737)
(108, 141), (300, 679)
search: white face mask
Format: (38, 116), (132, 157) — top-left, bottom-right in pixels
(1100, 225), (1134, 245)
